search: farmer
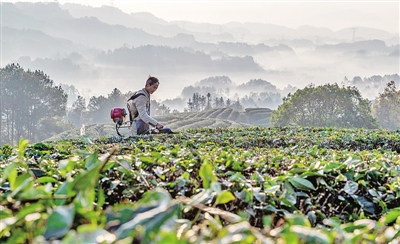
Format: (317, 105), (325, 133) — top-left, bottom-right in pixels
(127, 76), (173, 135)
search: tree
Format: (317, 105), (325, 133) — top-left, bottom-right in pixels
(67, 95), (86, 127)
(199, 95), (206, 110)
(219, 97), (225, 108)
(0, 64), (68, 144)
(187, 93), (207, 112)
(60, 83), (81, 107)
(372, 81), (400, 130)
(86, 95), (108, 124)
(187, 98), (194, 112)
(151, 100), (171, 116)
(226, 99), (231, 107)
(270, 83), (379, 129)
(85, 88), (128, 124)
(192, 93), (200, 112)
(229, 98), (244, 111)
(205, 92), (212, 110)
(213, 97), (220, 108)
(213, 96), (226, 108)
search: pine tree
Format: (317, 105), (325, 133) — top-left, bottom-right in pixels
(0, 64), (68, 144)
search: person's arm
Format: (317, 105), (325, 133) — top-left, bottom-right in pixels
(135, 96), (159, 127)
(155, 123), (164, 129)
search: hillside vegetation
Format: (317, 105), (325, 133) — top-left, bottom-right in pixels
(0, 126), (399, 243)
(44, 108), (272, 141)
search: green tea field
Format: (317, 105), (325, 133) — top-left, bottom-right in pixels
(1, 126), (399, 243)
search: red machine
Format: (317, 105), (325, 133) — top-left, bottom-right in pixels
(110, 108), (129, 136)
(110, 107), (127, 125)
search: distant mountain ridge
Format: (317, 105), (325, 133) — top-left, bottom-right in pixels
(5, 2), (397, 49)
(2, 1), (398, 109)
(4, 2), (168, 49)
(4, 1), (397, 58)
(61, 3), (182, 37)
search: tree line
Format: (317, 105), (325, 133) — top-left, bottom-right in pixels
(0, 64), (68, 145)
(270, 82), (399, 129)
(185, 92), (243, 112)
(1, 64), (399, 145)
(0, 64), (171, 145)
(186, 82), (399, 130)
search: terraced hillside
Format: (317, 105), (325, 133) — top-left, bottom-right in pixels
(45, 108), (272, 141)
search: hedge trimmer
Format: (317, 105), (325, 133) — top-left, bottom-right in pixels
(110, 107), (164, 136)
(110, 107), (130, 136)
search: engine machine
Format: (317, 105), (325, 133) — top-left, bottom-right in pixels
(110, 106), (169, 136)
(110, 107), (127, 125)
(110, 107), (130, 136)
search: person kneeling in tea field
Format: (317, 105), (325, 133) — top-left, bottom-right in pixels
(126, 76), (173, 135)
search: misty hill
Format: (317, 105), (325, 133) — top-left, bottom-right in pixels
(3, 2), (168, 50)
(44, 107), (272, 141)
(1, 27), (84, 61)
(3, 2), (269, 89)
(3, 1), (291, 62)
(316, 40), (393, 53)
(194, 76), (233, 88)
(61, 2), (399, 43)
(95, 45), (263, 72)
(60, 3), (186, 38)
(342, 74), (400, 100)
(237, 79), (280, 93)
(175, 76), (295, 111)
(6, 2), (397, 52)
(3, 2), (399, 108)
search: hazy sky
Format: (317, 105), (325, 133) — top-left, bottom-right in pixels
(4, 0), (400, 33)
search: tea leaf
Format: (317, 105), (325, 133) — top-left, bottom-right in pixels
(288, 176), (316, 191)
(43, 205), (75, 240)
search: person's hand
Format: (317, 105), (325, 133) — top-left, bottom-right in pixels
(156, 123), (164, 129)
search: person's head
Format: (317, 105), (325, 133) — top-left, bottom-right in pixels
(145, 76), (159, 94)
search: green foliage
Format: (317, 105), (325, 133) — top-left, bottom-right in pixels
(199, 162), (217, 189)
(43, 205), (75, 240)
(85, 88), (132, 125)
(372, 81), (400, 130)
(1, 127), (399, 243)
(0, 144), (13, 160)
(0, 63), (69, 144)
(67, 95), (86, 127)
(270, 83), (379, 129)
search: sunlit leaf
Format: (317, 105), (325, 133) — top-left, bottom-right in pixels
(216, 190), (235, 205)
(344, 181), (358, 195)
(18, 138), (29, 159)
(288, 176), (316, 191)
(43, 205), (75, 240)
(253, 187), (266, 203)
(290, 225), (331, 244)
(199, 162), (217, 189)
(85, 151), (99, 169)
(4, 164), (18, 189)
(384, 209), (400, 224)
(37, 177), (60, 184)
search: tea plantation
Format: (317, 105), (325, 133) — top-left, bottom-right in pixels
(1, 126), (399, 243)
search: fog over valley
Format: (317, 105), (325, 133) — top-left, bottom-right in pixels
(1, 1), (399, 112)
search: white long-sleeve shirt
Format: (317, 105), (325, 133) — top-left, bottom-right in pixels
(127, 88), (159, 127)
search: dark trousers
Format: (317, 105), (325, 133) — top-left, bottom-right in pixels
(136, 119), (149, 135)
(136, 119), (173, 135)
